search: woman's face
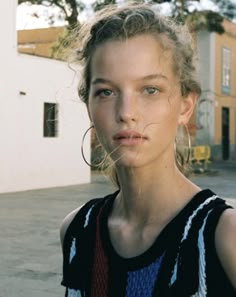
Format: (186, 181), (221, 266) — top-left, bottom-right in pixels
(88, 34), (195, 169)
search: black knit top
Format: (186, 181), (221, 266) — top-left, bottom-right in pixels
(61, 189), (235, 297)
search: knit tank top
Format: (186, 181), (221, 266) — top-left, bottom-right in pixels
(61, 189), (235, 297)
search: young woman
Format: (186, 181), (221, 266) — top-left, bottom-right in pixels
(60, 3), (236, 296)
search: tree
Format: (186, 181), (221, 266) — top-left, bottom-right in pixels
(18, 0), (236, 33)
(18, 0), (85, 27)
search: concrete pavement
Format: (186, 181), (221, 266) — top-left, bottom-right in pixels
(0, 161), (235, 297)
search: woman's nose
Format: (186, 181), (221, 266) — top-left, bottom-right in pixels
(116, 93), (138, 123)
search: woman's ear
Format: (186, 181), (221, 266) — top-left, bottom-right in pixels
(178, 91), (197, 125)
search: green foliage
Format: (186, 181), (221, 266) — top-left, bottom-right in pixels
(205, 11), (225, 34)
(92, 0), (117, 11)
(50, 27), (71, 60)
(186, 10), (224, 34)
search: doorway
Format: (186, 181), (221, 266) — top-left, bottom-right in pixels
(222, 107), (230, 160)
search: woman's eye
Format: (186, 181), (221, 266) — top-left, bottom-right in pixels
(144, 87), (159, 95)
(95, 89), (113, 97)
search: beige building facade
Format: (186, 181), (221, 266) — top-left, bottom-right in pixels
(18, 26), (64, 58)
(196, 20), (236, 160)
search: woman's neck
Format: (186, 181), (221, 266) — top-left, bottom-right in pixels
(113, 162), (200, 227)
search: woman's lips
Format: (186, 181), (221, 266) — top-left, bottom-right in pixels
(113, 130), (147, 145)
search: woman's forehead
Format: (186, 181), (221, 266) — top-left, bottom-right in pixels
(90, 35), (175, 81)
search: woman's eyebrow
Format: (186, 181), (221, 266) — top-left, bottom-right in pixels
(139, 73), (168, 81)
(91, 78), (112, 85)
(91, 73), (168, 85)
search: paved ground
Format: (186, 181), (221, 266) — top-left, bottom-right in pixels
(0, 161), (235, 297)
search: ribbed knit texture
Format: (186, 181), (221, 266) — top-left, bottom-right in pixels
(125, 254), (164, 297)
(90, 208), (108, 297)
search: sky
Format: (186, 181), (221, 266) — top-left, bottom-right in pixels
(17, 2), (74, 29)
(16, 0), (229, 30)
(17, 0), (96, 29)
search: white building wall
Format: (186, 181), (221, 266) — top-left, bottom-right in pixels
(0, 1), (90, 193)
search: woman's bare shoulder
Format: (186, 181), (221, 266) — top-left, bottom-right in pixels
(60, 205), (84, 248)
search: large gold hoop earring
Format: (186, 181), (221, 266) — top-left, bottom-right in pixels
(184, 124), (191, 163)
(81, 126), (108, 168)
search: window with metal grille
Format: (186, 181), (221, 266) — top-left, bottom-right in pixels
(43, 102), (58, 137)
(221, 47), (231, 94)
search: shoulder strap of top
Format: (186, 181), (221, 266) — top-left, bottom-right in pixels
(168, 194), (233, 297)
(61, 191), (118, 291)
(154, 191), (233, 297)
(61, 198), (103, 289)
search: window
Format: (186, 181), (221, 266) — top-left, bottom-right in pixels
(43, 103), (58, 137)
(221, 47), (231, 94)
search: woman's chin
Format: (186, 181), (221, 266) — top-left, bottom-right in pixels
(111, 155), (145, 169)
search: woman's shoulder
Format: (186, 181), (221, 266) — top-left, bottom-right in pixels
(60, 191), (119, 247)
(215, 208), (236, 289)
(199, 190), (236, 291)
(60, 198), (103, 247)
(60, 205), (84, 247)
